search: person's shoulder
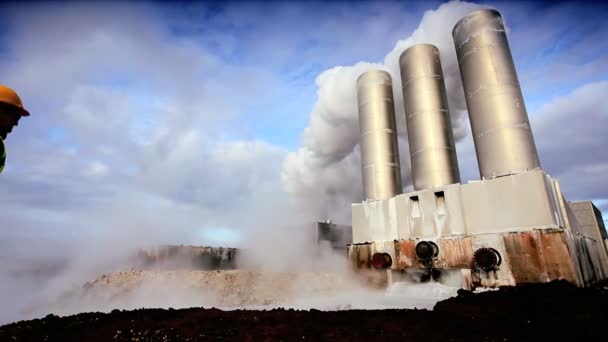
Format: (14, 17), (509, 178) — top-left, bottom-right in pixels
(0, 136), (5, 174)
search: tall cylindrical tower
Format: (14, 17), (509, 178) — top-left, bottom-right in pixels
(453, 9), (540, 179)
(356, 70), (402, 201)
(399, 44), (461, 190)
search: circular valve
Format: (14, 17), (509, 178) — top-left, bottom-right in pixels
(371, 253), (393, 269)
(473, 247), (502, 272)
(415, 241), (439, 261)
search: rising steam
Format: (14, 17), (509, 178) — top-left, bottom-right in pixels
(282, 1), (485, 223)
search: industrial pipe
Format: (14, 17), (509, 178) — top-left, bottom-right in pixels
(356, 70), (402, 201)
(371, 253), (393, 269)
(415, 241), (439, 261)
(399, 44), (461, 190)
(473, 247), (502, 272)
(453, 9), (541, 179)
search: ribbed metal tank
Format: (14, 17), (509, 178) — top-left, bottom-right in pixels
(356, 70), (402, 201)
(399, 44), (461, 190)
(453, 9), (540, 179)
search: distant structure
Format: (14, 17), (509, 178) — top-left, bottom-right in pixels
(347, 9), (608, 288)
(134, 245), (238, 270)
(315, 220), (353, 251)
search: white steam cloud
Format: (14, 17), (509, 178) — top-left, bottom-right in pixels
(282, 1), (485, 223)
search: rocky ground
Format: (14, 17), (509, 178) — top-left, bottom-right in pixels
(1, 279), (607, 341)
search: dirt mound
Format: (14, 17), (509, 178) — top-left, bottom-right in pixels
(78, 269), (351, 305)
(435, 279), (608, 317)
(44, 270), (458, 315)
(2, 280), (607, 341)
(39, 270), (361, 317)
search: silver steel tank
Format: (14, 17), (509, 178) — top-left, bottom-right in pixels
(452, 9), (540, 179)
(399, 44), (460, 190)
(356, 70), (402, 201)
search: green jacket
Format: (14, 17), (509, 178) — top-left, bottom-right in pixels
(0, 137), (5, 174)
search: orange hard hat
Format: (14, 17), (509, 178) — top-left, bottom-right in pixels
(0, 85), (30, 116)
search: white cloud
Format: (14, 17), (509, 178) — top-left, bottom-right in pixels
(281, 0), (485, 223)
(532, 81), (608, 201)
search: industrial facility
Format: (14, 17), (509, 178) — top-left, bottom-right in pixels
(348, 9), (608, 289)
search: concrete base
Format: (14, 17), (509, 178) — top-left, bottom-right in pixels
(348, 228), (608, 289)
(348, 170), (608, 288)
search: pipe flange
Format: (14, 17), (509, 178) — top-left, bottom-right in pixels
(415, 241), (439, 261)
(371, 252), (393, 269)
(473, 247), (502, 272)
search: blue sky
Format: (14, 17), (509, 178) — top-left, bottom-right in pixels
(3, 1), (604, 148)
(0, 0), (607, 255)
(163, 0), (608, 150)
(146, 0), (608, 150)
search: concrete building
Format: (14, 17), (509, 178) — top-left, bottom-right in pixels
(347, 9), (608, 289)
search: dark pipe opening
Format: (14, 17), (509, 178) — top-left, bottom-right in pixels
(415, 241), (439, 261)
(371, 253), (393, 269)
(473, 247), (502, 272)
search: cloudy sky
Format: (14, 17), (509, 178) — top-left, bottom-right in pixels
(0, 0), (607, 260)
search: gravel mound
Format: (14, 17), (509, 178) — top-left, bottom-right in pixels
(38, 270), (362, 316)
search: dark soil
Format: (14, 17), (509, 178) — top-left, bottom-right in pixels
(1, 280), (607, 341)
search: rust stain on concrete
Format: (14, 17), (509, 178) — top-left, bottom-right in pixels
(394, 240), (416, 268)
(438, 238), (474, 268)
(537, 231), (577, 283)
(503, 232), (547, 283)
(348, 244), (371, 270)
(348, 230), (597, 288)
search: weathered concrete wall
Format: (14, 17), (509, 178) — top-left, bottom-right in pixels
(349, 170), (608, 288)
(461, 171), (562, 234)
(348, 230), (579, 289)
(562, 201), (608, 286)
(352, 170), (565, 244)
(570, 202), (608, 241)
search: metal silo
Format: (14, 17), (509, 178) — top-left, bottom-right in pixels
(356, 70), (402, 201)
(399, 44), (461, 190)
(453, 9), (540, 179)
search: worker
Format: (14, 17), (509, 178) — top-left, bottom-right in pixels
(0, 85), (30, 174)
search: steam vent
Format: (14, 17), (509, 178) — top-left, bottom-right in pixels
(348, 9), (608, 289)
(356, 70), (402, 201)
(399, 44), (460, 191)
